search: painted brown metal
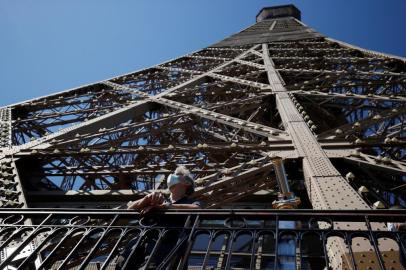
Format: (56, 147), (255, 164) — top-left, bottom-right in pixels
(0, 4), (405, 269)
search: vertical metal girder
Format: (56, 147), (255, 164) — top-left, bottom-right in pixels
(0, 107), (12, 149)
(272, 157), (290, 194)
(262, 43), (401, 269)
(271, 157), (300, 209)
(262, 43), (367, 209)
(0, 157), (27, 208)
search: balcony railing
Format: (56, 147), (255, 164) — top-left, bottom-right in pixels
(0, 209), (405, 269)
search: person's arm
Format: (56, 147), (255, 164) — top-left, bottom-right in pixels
(127, 199), (146, 210)
(165, 200), (203, 210)
(139, 200), (201, 214)
(166, 203), (201, 209)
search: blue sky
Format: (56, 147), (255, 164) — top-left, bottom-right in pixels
(0, 0), (405, 107)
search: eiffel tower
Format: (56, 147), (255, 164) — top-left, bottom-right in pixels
(0, 4), (405, 270)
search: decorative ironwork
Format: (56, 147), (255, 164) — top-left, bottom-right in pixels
(0, 209), (405, 270)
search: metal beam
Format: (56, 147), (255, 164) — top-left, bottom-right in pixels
(262, 43), (394, 270)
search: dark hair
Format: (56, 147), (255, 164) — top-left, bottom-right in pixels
(184, 175), (195, 195)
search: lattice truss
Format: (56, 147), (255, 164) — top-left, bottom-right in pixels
(0, 19), (405, 210)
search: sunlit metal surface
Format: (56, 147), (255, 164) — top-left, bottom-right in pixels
(0, 4), (405, 270)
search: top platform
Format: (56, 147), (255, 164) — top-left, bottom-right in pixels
(256, 4), (301, 22)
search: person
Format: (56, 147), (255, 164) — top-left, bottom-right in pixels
(127, 166), (203, 212)
(115, 166), (203, 269)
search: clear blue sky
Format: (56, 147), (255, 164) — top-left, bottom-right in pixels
(1, 0), (405, 107)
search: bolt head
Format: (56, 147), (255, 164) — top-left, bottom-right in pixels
(352, 122), (361, 129)
(345, 172), (355, 181)
(381, 156), (391, 164)
(391, 137), (399, 143)
(372, 114), (382, 120)
(373, 201), (385, 209)
(354, 138), (363, 145)
(350, 149), (361, 157)
(358, 186), (369, 194)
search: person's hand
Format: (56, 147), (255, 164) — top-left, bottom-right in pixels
(139, 192), (165, 214)
(139, 192), (164, 208)
(134, 192), (165, 212)
(126, 192), (164, 210)
(148, 192), (165, 206)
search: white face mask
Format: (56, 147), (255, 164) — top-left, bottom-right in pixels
(167, 174), (184, 189)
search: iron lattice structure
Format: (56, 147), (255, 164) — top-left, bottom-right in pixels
(0, 4), (405, 270)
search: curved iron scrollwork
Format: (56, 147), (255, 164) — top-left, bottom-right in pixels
(0, 209), (404, 269)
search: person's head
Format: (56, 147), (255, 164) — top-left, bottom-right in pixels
(167, 166), (194, 197)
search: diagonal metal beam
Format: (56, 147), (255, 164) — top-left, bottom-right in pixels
(3, 45), (262, 156)
(343, 153), (406, 175)
(293, 90), (406, 103)
(318, 106), (406, 139)
(153, 98), (287, 140)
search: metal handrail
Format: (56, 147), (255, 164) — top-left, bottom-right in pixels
(0, 209), (405, 269)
